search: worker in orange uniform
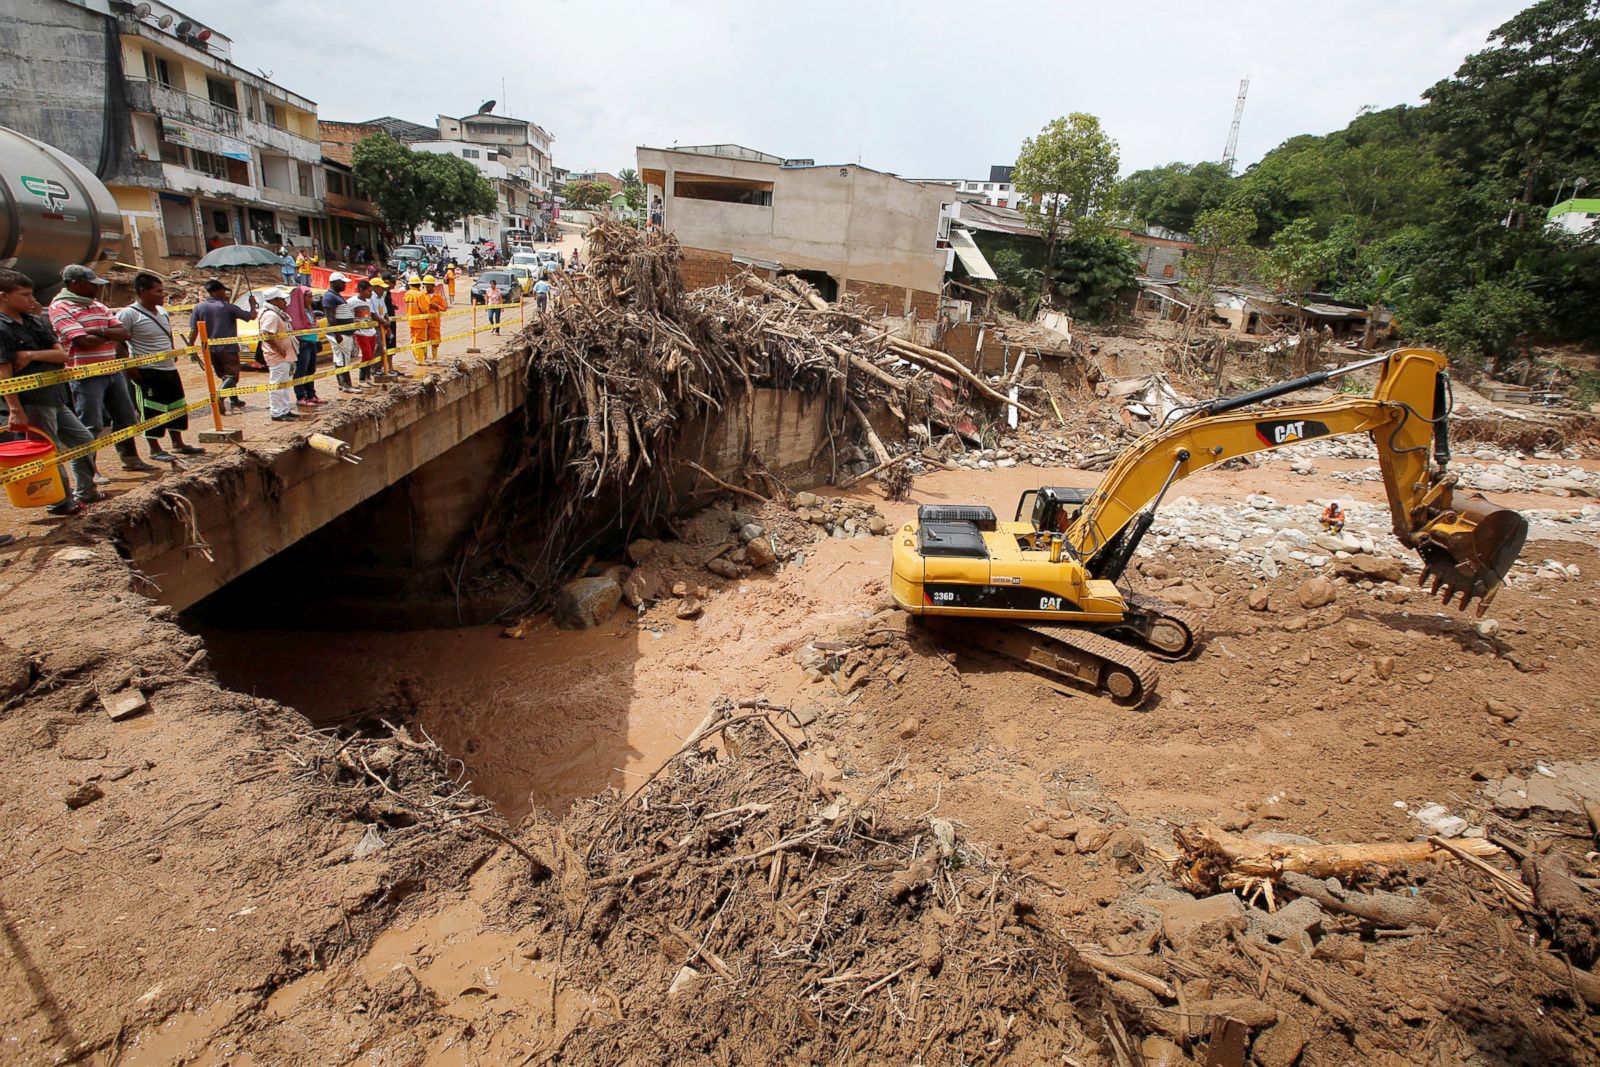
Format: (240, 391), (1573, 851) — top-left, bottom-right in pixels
(403, 275), (431, 363)
(445, 264), (457, 303)
(1320, 500), (1345, 534)
(424, 275), (447, 361)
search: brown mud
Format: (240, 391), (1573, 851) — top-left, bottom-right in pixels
(5, 446), (1600, 1063)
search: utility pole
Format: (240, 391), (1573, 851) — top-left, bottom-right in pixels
(1222, 76), (1250, 175)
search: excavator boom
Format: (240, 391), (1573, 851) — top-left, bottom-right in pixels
(889, 348), (1528, 706)
(1066, 349), (1524, 613)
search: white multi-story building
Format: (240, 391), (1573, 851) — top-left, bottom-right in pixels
(1, 0), (328, 269)
(913, 167), (1022, 209)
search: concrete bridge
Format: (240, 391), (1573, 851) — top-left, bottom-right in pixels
(102, 347), (828, 620)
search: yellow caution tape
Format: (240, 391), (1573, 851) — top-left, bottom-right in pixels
(0, 347), (203, 397)
(0, 397), (213, 485)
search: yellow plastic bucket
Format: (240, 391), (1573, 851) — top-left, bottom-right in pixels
(0, 427), (67, 508)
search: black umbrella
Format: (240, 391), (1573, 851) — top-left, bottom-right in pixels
(194, 244), (283, 302)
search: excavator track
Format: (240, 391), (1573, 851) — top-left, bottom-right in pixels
(922, 617), (1160, 708)
(1110, 591), (1206, 661)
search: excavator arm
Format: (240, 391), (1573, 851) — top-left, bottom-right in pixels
(1065, 349), (1526, 614)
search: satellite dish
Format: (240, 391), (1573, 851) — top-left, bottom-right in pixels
(133, 3), (152, 19)
(478, 99), (496, 114)
(174, 19), (191, 33)
(157, 12), (172, 27)
(196, 28), (212, 41)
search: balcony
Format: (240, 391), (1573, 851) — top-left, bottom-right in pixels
(126, 77), (243, 137)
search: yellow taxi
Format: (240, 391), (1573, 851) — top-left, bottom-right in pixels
(507, 264), (536, 295)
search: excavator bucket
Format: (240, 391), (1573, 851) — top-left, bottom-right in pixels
(1416, 494), (1528, 615)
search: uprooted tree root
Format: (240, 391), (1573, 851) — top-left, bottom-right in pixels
(516, 703), (1117, 1065)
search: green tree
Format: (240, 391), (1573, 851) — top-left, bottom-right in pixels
(1116, 161), (1233, 235)
(617, 167), (646, 213)
(1051, 233), (1140, 323)
(351, 134), (496, 242)
(1424, 278), (1549, 370)
(1012, 113), (1121, 302)
(560, 179), (612, 209)
(1262, 218), (1333, 304)
(1425, 0), (1600, 229)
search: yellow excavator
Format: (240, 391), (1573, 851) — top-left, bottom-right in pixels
(890, 348), (1528, 706)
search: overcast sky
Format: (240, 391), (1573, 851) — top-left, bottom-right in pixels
(211, 0), (1528, 179)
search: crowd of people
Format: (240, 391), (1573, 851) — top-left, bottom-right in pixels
(0, 236), (573, 528)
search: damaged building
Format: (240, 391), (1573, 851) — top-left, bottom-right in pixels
(637, 144), (951, 319)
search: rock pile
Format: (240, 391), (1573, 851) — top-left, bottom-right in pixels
(788, 490), (891, 539)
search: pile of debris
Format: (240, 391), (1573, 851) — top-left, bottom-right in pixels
(523, 704), (1114, 1064)
(458, 221), (1025, 608)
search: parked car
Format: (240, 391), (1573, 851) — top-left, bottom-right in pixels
(536, 248), (565, 270)
(470, 270), (523, 305)
(509, 252), (541, 270)
(507, 264), (536, 294)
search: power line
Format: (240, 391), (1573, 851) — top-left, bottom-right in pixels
(1222, 76), (1250, 175)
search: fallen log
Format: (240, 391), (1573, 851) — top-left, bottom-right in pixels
(847, 398), (892, 466)
(1280, 871), (1441, 929)
(682, 461), (771, 505)
(1075, 947), (1176, 1000)
(836, 451), (913, 491)
(883, 336), (1041, 418)
(1176, 821), (1501, 889)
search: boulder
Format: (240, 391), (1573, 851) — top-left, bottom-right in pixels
(1252, 1018), (1311, 1067)
(1161, 584), (1215, 610)
(675, 596), (704, 620)
(795, 491), (819, 507)
(745, 537), (777, 568)
(738, 522), (766, 544)
(1331, 555), (1403, 584)
(622, 567), (663, 608)
(706, 557), (742, 579)
(626, 538), (658, 564)
(1253, 895), (1324, 943)
(867, 514), (888, 535)
(1247, 589), (1272, 612)
(554, 576), (622, 629)
(1297, 576), (1336, 609)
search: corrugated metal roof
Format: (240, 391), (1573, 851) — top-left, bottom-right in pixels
(955, 201), (1039, 237)
(949, 229), (997, 280)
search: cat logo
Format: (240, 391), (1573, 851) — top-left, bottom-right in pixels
(1039, 596), (1064, 610)
(1255, 418), (1330, 447)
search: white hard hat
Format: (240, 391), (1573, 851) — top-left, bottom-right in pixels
(328, 272), (349, 283)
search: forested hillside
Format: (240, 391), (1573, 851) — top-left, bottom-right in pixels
(1116, 0), (1599, 372)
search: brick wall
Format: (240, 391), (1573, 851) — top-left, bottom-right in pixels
(846, 279), (906, 316)
(678, 247), (745, 290)
(908, 288), (939, 321)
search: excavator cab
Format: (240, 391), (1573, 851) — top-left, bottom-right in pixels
(1016, 487), (1093, 535)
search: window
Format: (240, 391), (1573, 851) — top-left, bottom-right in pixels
(192, 149), (228, 180)
(145, 53), (175, 87)
(983, 183), (993, 191)
(158, 138), (184, 164)
(206, 77), (238, 112)
(191, 150), (248, 185)
(462, 148), (480, 158)
(937, 203), (952, 242)
(263, 102), (281, 128)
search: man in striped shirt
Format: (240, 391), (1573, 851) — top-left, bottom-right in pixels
(48, 264), (156, 474)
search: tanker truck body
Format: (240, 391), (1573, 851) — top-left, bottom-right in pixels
(0, 124), (125, 298)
